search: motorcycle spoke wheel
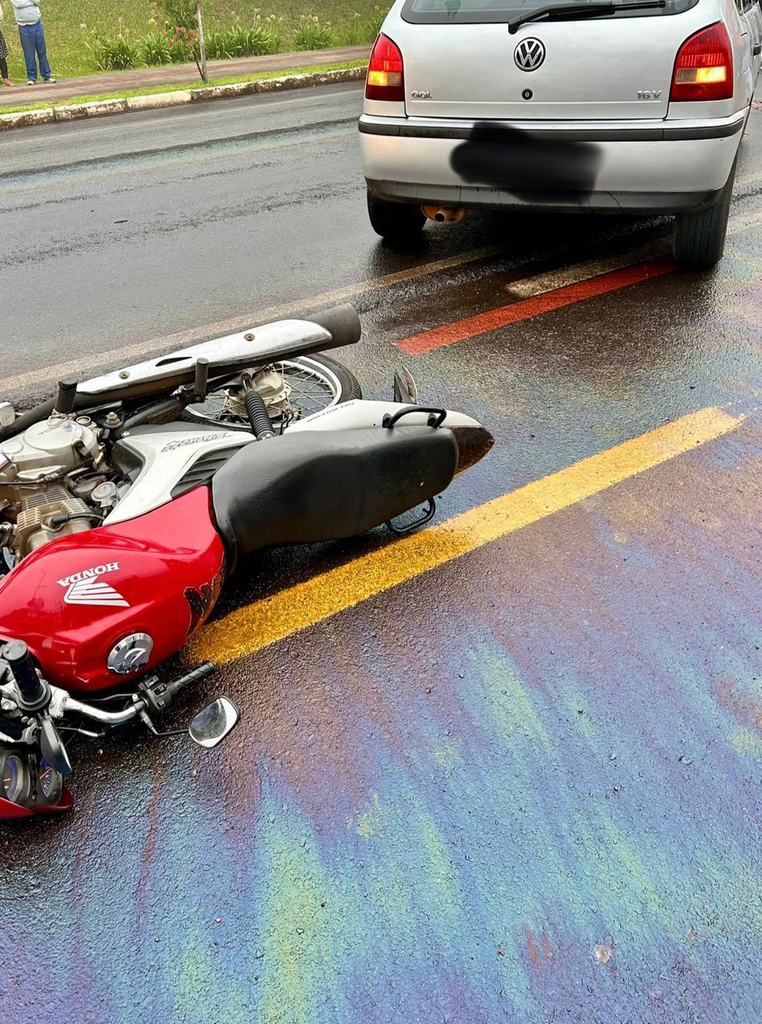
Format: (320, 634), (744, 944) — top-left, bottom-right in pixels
(185, 355), (361, 430)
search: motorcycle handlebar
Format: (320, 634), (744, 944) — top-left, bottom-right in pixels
(167, 662), (215, 699)
(1, 641), (48, 710)
(303, 304), (362, 348)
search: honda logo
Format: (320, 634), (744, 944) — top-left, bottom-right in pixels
(514, 38), (546, 72)
(58, 561), (130, 608)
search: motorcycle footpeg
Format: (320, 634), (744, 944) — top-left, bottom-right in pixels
(387, 498), (437, 535)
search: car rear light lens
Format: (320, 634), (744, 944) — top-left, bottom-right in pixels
(671, 23), (733, 102)
(366, 34), (405, 102)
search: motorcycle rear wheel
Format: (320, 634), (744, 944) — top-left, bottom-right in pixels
(184, 354), (362, 430)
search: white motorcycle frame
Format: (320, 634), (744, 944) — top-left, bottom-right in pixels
(73, 318), (482, 528)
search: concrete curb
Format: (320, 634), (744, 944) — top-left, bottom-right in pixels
(0, 106), (55, 129)
(126, 90), (193, 111)
(0, 66), (367, 132)
(53, 98), (127, 122)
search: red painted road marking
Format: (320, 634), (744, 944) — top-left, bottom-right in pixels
(398, 257), (678, 355)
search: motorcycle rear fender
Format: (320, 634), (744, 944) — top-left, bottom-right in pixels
(289, 399), (485, 434)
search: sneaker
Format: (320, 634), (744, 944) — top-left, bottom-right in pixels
(44, 77), (57, 83)
(27, 79), (36, 85)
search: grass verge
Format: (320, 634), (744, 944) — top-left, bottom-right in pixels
(0, 60), (368, 116)
(0, 1), (386, 79)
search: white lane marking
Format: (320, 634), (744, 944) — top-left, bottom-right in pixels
(502, 205), (762, 307)
(504, 241), (667, 300)
(2, 244), (505, 395)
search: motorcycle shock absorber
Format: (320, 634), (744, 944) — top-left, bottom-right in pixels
(241, 373), (275, 441)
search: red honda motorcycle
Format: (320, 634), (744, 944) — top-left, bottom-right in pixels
(0, 305), (492, 818)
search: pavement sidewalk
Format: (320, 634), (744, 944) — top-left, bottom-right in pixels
(1, 45), (370, 108)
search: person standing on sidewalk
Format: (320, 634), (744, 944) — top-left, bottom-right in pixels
(10, 0), (55, 84)
(0, 3), (14, 87)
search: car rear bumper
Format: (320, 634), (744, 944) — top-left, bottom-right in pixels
(360, 111), (745, 214)
(365, 179), (726, 215)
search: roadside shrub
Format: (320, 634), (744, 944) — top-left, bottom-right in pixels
(167, 29), (194, 63)
(339, 13), (365, 46)
(88, 32), (140, 71)
(204, 31), (228, 60)
(294, 15), (336, 51)
(140, 31), (172, 66)
(363, 6), (388, 41)
(337, 7), (388, 46)
(205, 20), (282, 60)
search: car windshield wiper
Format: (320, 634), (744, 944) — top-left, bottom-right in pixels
(508, 0), (666, 34)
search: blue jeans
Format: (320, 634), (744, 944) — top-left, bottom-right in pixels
(18, 21), (51, 83)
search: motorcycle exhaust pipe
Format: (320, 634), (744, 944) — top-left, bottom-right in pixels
(449, 426), (495, 475)
(422, 206), (468, 225)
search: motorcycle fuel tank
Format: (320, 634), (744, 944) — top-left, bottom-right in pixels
(0, 488), (225, 692)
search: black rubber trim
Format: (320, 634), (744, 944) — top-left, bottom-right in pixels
(366, 178), (725, 214)
(359, 117), (745, 142)
(400, 0), (699, 21)
(170, 447), (243, 499)
(662, 121), (745, 141)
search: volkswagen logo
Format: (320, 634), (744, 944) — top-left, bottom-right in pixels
(514, 38), (546, 72)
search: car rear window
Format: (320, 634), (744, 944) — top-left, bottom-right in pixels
(401, 0), (697, 22)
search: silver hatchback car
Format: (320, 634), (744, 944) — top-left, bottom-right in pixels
(360, 0), (761, 267)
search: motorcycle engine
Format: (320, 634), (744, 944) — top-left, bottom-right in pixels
(0, 415), (113, 563)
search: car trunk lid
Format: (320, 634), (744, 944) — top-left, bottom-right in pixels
(395, 17), (687, 120)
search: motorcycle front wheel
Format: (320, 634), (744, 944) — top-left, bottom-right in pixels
(183, 354), (362, 431)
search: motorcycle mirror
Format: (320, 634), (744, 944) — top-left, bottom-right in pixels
(39, 715), (73, 777)
(188, 697), (240, 750)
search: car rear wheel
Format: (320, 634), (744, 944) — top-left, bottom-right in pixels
(672, 163), (735, 270)
(367, 190), (426, 241)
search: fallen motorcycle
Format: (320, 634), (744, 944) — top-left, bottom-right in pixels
(0, 304), (493, 818)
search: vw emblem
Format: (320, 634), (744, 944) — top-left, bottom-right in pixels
(514, 38), (546, 72)
(108, 633), (154, 675)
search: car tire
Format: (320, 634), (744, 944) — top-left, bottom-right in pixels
(672, 162), (735, 270)
(367, 190), (426, 241)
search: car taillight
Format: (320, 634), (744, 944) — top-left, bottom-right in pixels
(670, 23), (733, 102)
(365, 34), (405, 102)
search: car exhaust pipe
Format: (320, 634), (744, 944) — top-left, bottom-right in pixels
(422, 206), (468, 225)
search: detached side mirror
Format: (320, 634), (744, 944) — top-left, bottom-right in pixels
(189, 697), (240, 749)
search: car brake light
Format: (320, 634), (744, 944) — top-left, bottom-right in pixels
(366, 34), (405, 102)
(670, 23), (733, 102)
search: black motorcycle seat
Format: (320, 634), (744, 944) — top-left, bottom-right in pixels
(211, 426), (458, 572)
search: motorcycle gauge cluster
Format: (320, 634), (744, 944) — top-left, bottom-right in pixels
(0, 747), (63, 810)
(1, 750), (31, 806)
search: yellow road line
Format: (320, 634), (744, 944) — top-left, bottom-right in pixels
(191, 404), (744, 666)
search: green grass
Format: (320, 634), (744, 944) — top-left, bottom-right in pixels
(0, 60), (368, 115)
(0, 1), (387, 80)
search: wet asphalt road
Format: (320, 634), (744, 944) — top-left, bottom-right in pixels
(1, 83), (762, 1024)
